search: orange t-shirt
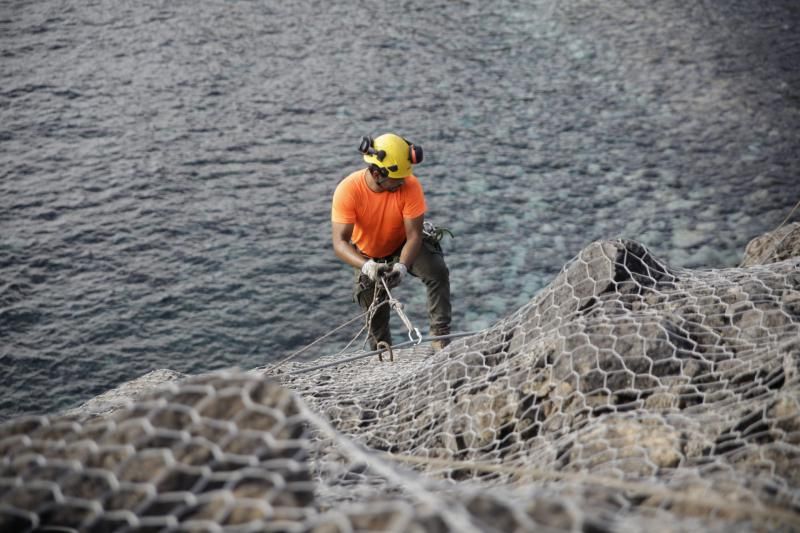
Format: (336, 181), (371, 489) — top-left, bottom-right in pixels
(331, 168), (427, 258)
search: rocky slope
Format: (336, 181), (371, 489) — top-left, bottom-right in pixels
(1, 225), (798, 532)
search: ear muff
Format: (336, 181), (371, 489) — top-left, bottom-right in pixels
(408, 143), (423, 164)
(402, 137), (423, 165)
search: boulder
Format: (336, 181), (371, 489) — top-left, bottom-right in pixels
(740, 222), (800, 266)
(0, 372), (313, 532)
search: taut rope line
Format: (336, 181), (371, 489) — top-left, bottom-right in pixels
(295, 397), (484, 532)
(380, 277), (423, 344)
(285, 330), (481, 376)
(263, 301), (387, 374)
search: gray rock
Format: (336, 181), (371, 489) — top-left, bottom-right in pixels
(61, 368), (186, 422)
(741, 222), (800, 266)
(280, 238), (800, 531)
(0, 372), (314, 532)
(3, 238), (799, 533)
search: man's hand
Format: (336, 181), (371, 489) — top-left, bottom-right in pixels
(384, 262), (408, 288)
(361, 259), (390, 282)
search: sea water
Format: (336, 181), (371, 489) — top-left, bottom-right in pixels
(2, 0), (798, 419)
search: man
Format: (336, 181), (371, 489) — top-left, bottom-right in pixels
(331, 133), (452, 352)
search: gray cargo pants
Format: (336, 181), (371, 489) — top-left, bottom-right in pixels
(353, 238), (451, 350)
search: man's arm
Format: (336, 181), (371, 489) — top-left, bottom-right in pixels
(332, 221), (367, 269)
(398, 214), (424, 268)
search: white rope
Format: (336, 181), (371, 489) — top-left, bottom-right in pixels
(286, 331), (482, 376)
(380, 277), (422, 344)
(263, 301), (387, 374)
(267, 270), (466, 376)
(295, 396), (485, 533)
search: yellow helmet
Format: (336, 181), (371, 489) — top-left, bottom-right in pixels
(359, 133), (423, 179)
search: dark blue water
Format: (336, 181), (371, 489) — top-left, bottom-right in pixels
(2, 0), (799, 420)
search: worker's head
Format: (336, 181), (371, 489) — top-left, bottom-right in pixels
(369, 167), (405, 192)
(359, 133), (423, 182)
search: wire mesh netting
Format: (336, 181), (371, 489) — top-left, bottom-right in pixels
(2, 235), (799, 532)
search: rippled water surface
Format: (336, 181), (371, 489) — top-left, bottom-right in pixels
(2, 0), (799, 419)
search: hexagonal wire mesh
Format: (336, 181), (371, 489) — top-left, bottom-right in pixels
(2, 238), (799, 532)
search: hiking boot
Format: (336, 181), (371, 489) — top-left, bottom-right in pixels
(369, 336), (392, 352)
(430, 325), (451, 352)
(431, 338), (450, 351)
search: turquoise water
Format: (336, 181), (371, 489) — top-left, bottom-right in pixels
(1, 0), (798, 419)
